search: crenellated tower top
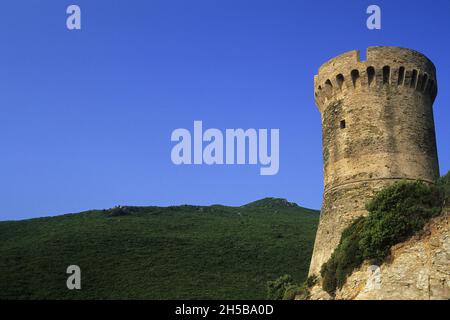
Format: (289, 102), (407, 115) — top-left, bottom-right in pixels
(314, 46), (437, 112)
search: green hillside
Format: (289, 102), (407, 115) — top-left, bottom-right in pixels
(0, 198), (319, 300)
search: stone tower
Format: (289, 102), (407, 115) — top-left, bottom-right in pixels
(309, 46), (440, 276)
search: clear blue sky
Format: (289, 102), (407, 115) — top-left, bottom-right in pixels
(0, 1), (449, 220)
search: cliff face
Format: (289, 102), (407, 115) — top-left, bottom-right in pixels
(310, 208), (450, 300)
(338, 210), (449, 300)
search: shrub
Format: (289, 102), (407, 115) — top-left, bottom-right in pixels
(283, 274), (318, 300)
(360, 181), (442, 262)
(305, 274), (317, 288)
(266, 274), (293, 300)
(437, 172), (450, 205)
(108, 206), (131, 217)
(321, 217), (365, 294)
(294, 275), (318, 300)
(320, 178), (446, 296)
(282, 284), (302, 300)
(266, 274), (317, 300)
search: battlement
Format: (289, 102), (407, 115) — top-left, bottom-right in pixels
(314, 47), (438, 111)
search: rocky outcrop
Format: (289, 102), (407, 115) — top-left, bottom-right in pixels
(309, 209), (450, 300)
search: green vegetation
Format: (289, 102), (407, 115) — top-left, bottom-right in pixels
(0, 198), (319, 299)
(438, 171), (450, 204)
(266, 274), (317, 300)
(244, 198), (299, 209)
(321, 174), (450, 297)
(266, 274), (294, 300)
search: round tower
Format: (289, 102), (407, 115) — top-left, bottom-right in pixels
(309, 46), (440, 276)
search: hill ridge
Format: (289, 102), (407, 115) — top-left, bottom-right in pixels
(0, 198), (319, 299)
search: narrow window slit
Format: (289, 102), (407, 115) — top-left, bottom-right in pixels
(383, 66), (390, 84)
(367, 67), (375, 86)
(410, 70), (418, 88)
(351, 70), (359, 88)
(340, 120), (346, 129)
(398, 67), (405, 85)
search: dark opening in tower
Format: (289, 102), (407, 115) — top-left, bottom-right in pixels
(367, 67), (375, 86)
(398, 66), (405, 85)
(383, 66), (390, 84)
(336, 74), (344, 90)
(351, 70), (360, 88)
(411, 69), (418, 88)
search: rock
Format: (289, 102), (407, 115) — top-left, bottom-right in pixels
(335, 211), (450, 300)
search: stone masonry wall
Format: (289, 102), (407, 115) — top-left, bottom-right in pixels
(309, 47), (440, 276)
